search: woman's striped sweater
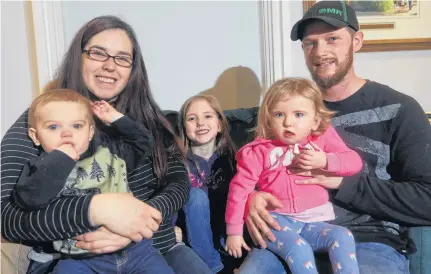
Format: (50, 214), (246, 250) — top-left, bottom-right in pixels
(1, 110), (190, 254)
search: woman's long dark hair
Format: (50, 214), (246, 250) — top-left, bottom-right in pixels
(53, 15), (181, 181)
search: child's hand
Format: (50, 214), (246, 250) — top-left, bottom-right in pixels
(294, 142), (327, 170)
(226, 235), (250, 258)
(56, 144), (79, 161)
(174, 226), (183, 243)
(91, 100), (124, 125)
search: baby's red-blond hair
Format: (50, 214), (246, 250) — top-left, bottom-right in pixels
(28, 89), (94, 127)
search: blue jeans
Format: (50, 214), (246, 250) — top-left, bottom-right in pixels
(238, 242), (409, 274)
(164, 242), (213, 274)
(27, 241), (211, 274)
(51, 240), (173, 273)
(184, 187), (223, 273)
(265, 214), (359, 274)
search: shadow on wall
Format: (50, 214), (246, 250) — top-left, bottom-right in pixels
(200, 66), (261, 110)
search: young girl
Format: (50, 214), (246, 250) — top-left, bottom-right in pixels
(226, 78), (362, 274)
(177, 94), (239, 273)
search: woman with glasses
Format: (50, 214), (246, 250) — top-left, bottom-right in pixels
(1, 16), (212, 274)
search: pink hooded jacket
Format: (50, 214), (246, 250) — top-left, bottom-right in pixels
(225, 125), (363, 236)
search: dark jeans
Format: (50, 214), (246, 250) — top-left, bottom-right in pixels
(51, 240), (173, 273)
(27, 241), (211, 274)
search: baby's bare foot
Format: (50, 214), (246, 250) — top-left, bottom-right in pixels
(174, 226), (183, 243)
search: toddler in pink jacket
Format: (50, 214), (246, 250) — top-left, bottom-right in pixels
(226, 78), (362, 274)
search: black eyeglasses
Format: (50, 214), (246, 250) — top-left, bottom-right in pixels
(82, 49), (133, 68)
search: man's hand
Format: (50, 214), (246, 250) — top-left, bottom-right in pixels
(75, 226), (131, 254)
(91, 100), (124, 125)
(294, 169), (343, 189)
(245, 192), (283, 248)
(55, 144), (79, 161)
(226, 235), (250, 258)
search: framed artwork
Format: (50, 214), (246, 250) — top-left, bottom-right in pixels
(303, 0), (431, 52)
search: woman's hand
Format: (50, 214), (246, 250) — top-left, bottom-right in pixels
(245, 192), (283, 248)
(75, 226), (131, 254)
(291, 169), (344, 189)
(89, 193), (162, 242)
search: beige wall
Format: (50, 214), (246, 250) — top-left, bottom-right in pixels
(201, 66), (261, 110)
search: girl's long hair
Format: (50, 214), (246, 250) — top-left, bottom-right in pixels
(178, 94), (235, 159)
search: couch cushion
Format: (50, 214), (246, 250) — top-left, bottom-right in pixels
(1, 242), (32, 274)
(409, 117), (431, 274)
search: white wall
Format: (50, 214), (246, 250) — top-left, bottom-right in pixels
(355, 50), (431, 112)
(2, 0), (429, 139)
(285, 1), (431, 112)
(1, 1), (35, 138)
(60, 1), (262, 111)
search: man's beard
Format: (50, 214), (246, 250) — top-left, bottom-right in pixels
(308, 45), (354, 90)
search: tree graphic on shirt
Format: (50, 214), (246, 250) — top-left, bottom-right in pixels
(90, 158), (105, 182)
(76, 166), (88, 181)
(107, 164), (116, 178)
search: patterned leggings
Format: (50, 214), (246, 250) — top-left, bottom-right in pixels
(266, 213), (359, 274)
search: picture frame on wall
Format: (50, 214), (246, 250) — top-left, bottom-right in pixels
(303, 0), (431, 52)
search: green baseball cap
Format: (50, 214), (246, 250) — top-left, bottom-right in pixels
(291, 1), (359, 41)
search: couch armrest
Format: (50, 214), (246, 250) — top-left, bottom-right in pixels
(1, 243), (32, 274)
(408, 227), (431, 274)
